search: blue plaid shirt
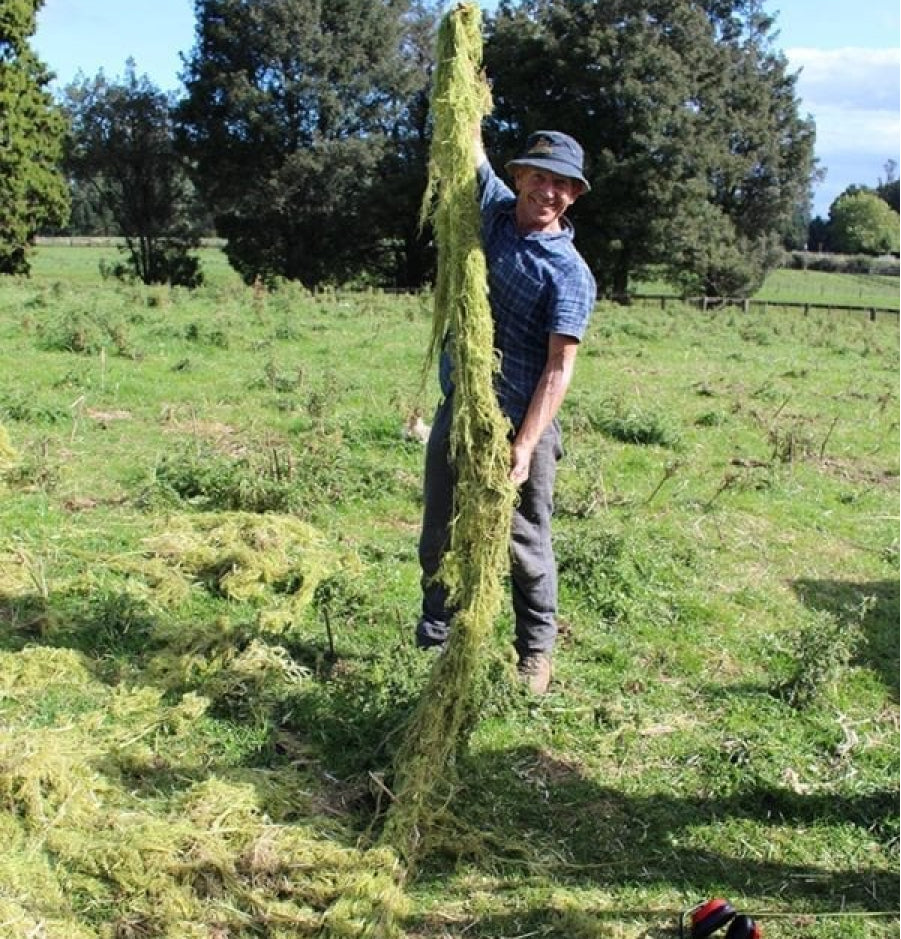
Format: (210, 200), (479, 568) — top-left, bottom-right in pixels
(440, 162), (596, 427)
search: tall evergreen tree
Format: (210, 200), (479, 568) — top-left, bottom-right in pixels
(177, 0), (422, 287)
(361, 0), (440, 288)
(483, 0), (815, 297)
(0, 0), (69, 274)
(64, 62), (205, 286)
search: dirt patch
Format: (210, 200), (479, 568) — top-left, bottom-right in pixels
(159, 405), (248, 458)
(86, 408), (132, 422)
(61, 494), (129, 513)
(819, 458), (899, 488)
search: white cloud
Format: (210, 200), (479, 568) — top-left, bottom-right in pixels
(787, 46), (900, 112)
(784, 47), (900, 212)
(809, 104), (900, 157)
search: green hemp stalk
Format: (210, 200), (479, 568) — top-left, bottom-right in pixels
(319, 10), (513, 930)
(380, 3), (517, 867)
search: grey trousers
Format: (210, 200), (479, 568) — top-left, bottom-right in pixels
(416, 396), (563, 657)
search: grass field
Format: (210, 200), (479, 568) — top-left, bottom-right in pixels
(1, 247), (898, 937)
(27, 243), (901, 311)
(754, 268), (900, 309)
(629, 266), (900, 312)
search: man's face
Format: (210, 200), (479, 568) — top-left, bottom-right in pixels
(513, 165), (584, 234)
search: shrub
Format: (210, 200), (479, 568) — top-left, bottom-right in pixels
(788, 251), (900, 276)
(590, 397), (681, 448)
(776, 604), (868, 708)
(0, 390), (67, 424)
(35, 308), (133, 356)
(153, 445), (300, 513)
(556, 528), (640, 621)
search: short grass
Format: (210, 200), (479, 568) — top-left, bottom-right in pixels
(635, 266), (899, 311)
(0, 247), (898, 938)
(754, 268), (900, 309)
(29, 243), (243, 289)
(30, 243), (901, 310)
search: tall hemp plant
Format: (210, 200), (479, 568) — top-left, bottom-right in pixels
(319, 9), (516, 933)
(379, 2), (517, 867)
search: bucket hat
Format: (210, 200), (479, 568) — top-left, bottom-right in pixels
(505, 130), (590, 191)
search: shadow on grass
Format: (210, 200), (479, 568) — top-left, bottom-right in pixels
(0, 583), (419, 804)
(792, 578), (900, 699)
(412, 905), (682, 938)
(0, 592), (49, 649)
(0, 586), (161, 662)
(402, 743), (898, 937)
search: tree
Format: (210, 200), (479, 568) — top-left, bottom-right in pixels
(0, 0), (70, 274)
(829, 190), (900, 256)
(483, 0), (816, 297)
(177, 0), (424, 287)
(64, 62), (205, 286)
(806, 214), (831, 253)
(359, 0), (441, 288)
(876, 159), (899, 214)
(62, 176), (119, 236)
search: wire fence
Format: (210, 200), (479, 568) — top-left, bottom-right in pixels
(624, 293), (899, 321)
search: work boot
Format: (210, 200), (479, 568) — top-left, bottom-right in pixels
(517, 652), (552, 695)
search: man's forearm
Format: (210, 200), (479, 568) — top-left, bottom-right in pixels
(516, 363), (571, 451)
(474, 125), (487, 170)
(509, 336), (578, 484)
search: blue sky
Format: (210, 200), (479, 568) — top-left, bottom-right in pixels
(33, 0), (900, 218)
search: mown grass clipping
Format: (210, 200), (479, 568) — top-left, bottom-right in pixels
(378, 3), (517, 866)
(0, 644), (415, 939)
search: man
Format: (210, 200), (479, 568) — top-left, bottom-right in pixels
(416, 129), (597, 694)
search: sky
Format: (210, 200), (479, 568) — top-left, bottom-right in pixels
(31, 0), (901, 219)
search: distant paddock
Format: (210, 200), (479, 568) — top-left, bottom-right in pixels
(35, 236), (227, 248)
(30, 239), (898, 318)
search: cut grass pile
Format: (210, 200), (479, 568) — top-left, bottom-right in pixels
(0, 645), (407, 938)
(0, 249), (898, 937)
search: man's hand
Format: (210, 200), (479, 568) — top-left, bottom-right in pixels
(509, 440), (534, 485)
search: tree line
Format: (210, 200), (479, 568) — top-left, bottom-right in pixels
(3, 0), (899, 294)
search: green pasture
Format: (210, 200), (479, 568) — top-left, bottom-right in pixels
(0, 246), (898, 937)
(28, 243), (901, 311)
(754, 268), (900, 308)
(29, 243), (243, 289)
(629, 266), (899, 311)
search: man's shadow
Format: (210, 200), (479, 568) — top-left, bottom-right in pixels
(407, 741), (898, 937)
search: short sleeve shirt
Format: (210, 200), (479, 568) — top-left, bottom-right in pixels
(439, 162), (597, 427)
